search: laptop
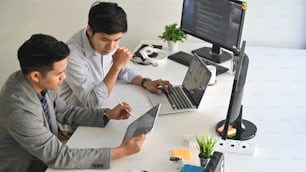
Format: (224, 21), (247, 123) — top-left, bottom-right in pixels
(147, 54), (211, 115)
(122, 103), (161, 142)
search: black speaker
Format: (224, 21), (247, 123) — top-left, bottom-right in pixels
(205, 151), (224, 172)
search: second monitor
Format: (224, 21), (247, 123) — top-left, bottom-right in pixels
(216, 41), (257, 141)
(180, 0), (247, 63)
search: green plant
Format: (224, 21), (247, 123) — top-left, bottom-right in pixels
(158, 23), (187, 43)
(196, 134), (217, 159)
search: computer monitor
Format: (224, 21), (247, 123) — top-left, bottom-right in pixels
(215, 41), (257, 140)
(180, 0), (247, 63)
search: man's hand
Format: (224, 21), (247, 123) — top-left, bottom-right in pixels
(105, 102), (132, 120)
(112, 47), (132, 69)
(111, 134), (146, 160)
(104, 47), (131, 95)
(144, 79), (173, 94)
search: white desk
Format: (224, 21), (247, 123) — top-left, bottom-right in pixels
(47, 41), (306, 172)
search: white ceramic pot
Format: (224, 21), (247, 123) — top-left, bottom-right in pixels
(167, 41), (179, 53)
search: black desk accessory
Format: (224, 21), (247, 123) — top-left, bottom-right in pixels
(168, 51), (229, 75)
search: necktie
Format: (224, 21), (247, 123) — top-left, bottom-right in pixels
(38, 90), (52, 132)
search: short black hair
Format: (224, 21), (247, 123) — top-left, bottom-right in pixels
(88, 2), (127, 35)
(17, 34), (69, 75)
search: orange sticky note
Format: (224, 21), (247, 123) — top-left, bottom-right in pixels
(172, 148), (192, 160)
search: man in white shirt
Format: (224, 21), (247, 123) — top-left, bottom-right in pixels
(59, 2), (172, 108)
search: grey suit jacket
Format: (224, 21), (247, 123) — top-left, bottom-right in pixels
(0, 71), (111, 171)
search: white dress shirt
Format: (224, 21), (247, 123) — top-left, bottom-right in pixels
(59, 29), (140, 108)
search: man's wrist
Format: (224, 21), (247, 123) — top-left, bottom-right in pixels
(103, 108), (110, 125)
(111, 146), (126, 160)
(141, 78), (152, 89)
(104, 108), (110, 116)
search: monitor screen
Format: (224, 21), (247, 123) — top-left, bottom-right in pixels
(216, 41), (257, 140)
(181, 0), (246, 63)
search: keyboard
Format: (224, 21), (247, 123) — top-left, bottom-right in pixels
(165, 87), (192, 110)
(168, 51), (229, 75)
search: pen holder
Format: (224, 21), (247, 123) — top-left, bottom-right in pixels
(170, 157), (184, 169)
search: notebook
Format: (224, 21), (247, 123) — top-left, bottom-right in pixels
(147, 54), (211, 115)
(122, 103), (161, 142)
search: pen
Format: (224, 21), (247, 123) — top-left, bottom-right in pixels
(115, 98), (135, 118)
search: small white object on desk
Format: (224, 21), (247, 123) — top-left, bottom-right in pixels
(214, 139), (256, 156)
(129, 170), (148, 172)
(207, 65), (217, 86)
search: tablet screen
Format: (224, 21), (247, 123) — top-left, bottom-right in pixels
(122, 103), (161, 142)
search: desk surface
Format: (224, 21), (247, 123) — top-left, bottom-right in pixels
(47, 41), (306, 172)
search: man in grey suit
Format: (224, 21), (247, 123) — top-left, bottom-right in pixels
(0, 34), (145, 172)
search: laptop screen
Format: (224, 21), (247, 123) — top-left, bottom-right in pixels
(182, 55), (211, 107)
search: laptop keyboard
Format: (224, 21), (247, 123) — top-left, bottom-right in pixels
(165, 87), (193, 110)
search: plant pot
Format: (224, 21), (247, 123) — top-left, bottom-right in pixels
(167, 41), (179, 53)
(199, 155), (210, 167)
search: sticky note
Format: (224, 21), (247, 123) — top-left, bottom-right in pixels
(172, 149), (192, 160)
(217, 124), (237, 138)
(242, 2), (247, 10)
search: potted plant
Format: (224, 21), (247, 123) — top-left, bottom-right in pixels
(195, 134), (218, 167)
(158, 23), (187, 52)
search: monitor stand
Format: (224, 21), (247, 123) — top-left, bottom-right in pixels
(216, 105), (257, 140)
(192, 46), (232, 64)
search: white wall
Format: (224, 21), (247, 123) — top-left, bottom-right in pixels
(0, 0), (305, 87)
(115, 0), (306, 49)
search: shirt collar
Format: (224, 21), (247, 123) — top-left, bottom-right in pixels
(81, 28), (96, 58)
(38, 89), (48, 99)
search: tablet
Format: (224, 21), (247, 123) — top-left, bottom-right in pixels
(122, 103), (161, 142)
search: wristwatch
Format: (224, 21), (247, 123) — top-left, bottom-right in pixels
(103, 108), (110, 125)
(141, 78), (152, 89)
